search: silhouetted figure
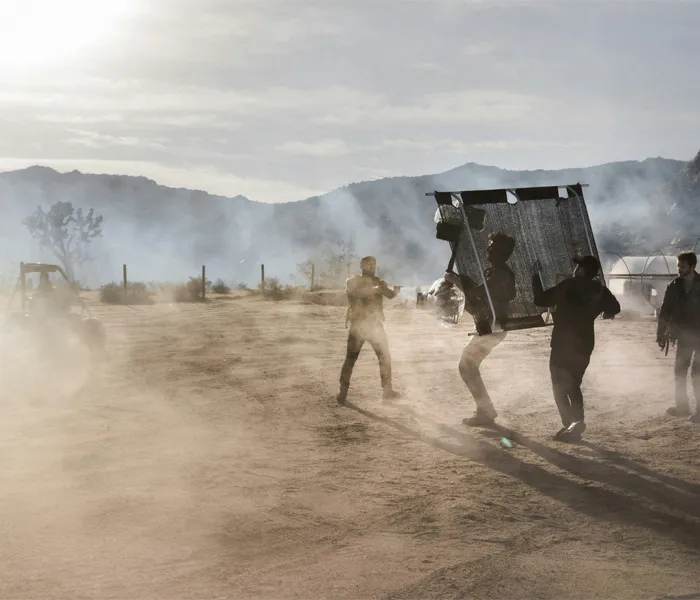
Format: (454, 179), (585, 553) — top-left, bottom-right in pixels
(533, 255), (620, 442)
(446, 232), (517, 427)
(31, 272), (60, 319)
(656, 251), (700, 422)
(337, 256), (401, 404)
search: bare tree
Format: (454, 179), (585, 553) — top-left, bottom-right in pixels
(297, 240), (358, 289)
(23, 201), (104, 281)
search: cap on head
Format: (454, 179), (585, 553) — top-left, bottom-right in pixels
(573, 255), (601, 278)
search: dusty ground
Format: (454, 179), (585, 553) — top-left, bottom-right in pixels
(1, 292), (700, 600)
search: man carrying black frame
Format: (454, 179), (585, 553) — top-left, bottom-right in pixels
(532, 255), (620, 442)
(446, 232), (517, 427)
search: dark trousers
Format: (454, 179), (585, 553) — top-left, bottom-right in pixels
(339, 321), (392, 391)
(549, 351), (591, 427)
(674, 334), (700, 409)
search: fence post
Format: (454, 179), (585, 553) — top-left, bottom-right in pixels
(261, 264), (265, 291)
(311, 263), (315, 292)
(123, 264), (127, 303)
(202, 265), (206, 301)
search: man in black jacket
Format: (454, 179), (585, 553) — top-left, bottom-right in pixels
(656, 251), (700, 422)
(532, 255), (620, 441)
(445, 232), (517, 427)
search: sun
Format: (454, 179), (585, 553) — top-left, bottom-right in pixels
(0, 0), (133, 71)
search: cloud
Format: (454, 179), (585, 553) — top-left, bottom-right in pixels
(275, 139), (353, 158)
(0, 0), (698, 202)
(65, 129), (166, 150)
(382, 139), (589, 152)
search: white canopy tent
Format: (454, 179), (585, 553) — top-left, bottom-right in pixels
(604, 254), (676, 312)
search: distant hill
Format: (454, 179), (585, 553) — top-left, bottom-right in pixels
(0, 154), (695, 287)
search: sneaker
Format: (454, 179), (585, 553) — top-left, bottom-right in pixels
(667, 406), (691, 417)
(556, 421), (586, 442)
(553, 425), (571, 440)
(462, 410), (497, 427)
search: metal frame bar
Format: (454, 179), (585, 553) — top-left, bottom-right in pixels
(605, 274), (675, 281)
(564, 185), (605, 287)
(451, 192), (499, 334)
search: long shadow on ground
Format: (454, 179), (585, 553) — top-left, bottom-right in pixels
(344, 400), (700, 554)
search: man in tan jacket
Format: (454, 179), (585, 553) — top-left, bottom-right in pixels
(337, 256), (401, 404)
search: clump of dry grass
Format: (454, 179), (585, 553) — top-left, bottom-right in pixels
(99, 281), (154, 305)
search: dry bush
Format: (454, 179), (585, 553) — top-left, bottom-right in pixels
(257, 278), (307, 301)
(99, 281), (154, 305)
(172, 276), (212, 302)
(211, 278), (231, 294)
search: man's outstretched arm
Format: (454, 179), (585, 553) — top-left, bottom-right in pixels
(378, 279), (401, 299)
(532, 274), (559, 307)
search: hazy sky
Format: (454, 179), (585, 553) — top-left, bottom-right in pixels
(1, 0), (698, 202)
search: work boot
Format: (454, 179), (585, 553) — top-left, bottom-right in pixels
(667, 405), (691, 417)
(556, 421), (586, 442)
(462, 408), (497, 427)
(337, 386), (348, 405)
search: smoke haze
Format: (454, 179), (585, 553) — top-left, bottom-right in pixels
(0, 153), (697, 289)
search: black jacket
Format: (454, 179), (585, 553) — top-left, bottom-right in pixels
(533, 275), (620, 356)
(657, 272), (700, 341)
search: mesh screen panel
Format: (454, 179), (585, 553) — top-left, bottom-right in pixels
(432, 185), (602, 331)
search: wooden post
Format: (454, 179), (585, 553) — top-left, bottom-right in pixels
(261, 264), (265, 291)
(310, 263), (315, 292)
(201, 265), (206, 301)
(20, 262), (25, 314)
(123, 264), (127, 303)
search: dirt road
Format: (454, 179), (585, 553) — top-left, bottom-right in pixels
(1, 294), (699, 599)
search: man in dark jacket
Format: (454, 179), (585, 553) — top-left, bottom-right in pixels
(656, 251), (700, 422)
(337, 256), (401, 405)
(445, 232), (517, 427)
(532, 255), (620, 441)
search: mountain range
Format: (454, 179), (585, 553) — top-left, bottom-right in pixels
(0, 150), (698, 287)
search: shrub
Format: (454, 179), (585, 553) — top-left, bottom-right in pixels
(172, 276), (211, 302)
(257, 278), (306, 301)
(211, 278), (231, 294)
(99, 281), (153, 305)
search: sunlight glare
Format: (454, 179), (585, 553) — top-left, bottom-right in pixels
(0, 0), (133, 71)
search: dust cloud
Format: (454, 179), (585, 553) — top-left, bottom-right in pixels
(0, 155), (699, 598)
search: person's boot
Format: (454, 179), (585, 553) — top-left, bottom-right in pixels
(556, 420), (586, 442)
(667, 404), (691, 417)
(382, 387), (401, 402)
(336, 385), (348, 405)
(689, 411), (700, 424)
(462, 407), (497, 427)
(553, 420), (572, 440)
